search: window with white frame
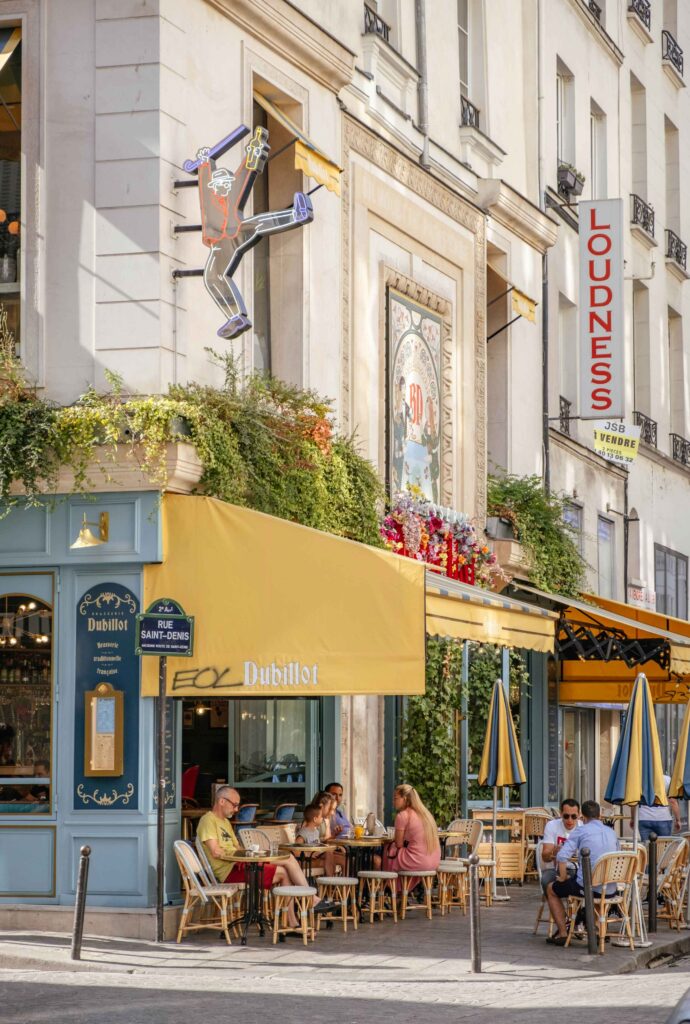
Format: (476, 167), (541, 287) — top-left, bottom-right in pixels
(0, 25), (21, 356)
(458, 0), (469, 99)
(590, 100), (607, 200)
(563, 502), (584, 556)
(655, 544), (688, 620)
(556, 60), (575, 167)
(597, 516), (615, 599)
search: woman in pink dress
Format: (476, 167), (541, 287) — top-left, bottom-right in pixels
(379, 784), (440, 887)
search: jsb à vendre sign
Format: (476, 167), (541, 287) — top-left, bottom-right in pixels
(579, 199), (624, 420)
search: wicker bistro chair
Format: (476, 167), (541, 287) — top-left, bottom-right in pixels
(397, 870), (438, 920)
(316, 876), (359, 931)
(436, 859), (468, 915)
(564, 851), (638, 954)
(272, 885), (317, 945)
(174, 840), (240, 944)
(657, 839), (689, 930)
(357, 870), (398, 923)
(532, 841), (557, 938)
(524, 813), (550, 880)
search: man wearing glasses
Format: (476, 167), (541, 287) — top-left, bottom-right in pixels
(539, 798), (581, 890)
(197, 786), (334, 923)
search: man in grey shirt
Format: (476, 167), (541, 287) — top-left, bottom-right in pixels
(545, 799), (619, 946)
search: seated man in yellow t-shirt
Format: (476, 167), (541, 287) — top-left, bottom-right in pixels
(196, 787), (335, 926)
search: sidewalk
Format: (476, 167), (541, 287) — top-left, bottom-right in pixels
(1, 887), (690, 1023)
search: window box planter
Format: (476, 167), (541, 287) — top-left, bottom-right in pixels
(557, 163), (585, 198)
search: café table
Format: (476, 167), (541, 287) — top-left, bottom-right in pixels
(279, 843), (329, 883)
(225, 851), (289, 945)
(334, 837), (387, 898)
(437, 830), (466, 858)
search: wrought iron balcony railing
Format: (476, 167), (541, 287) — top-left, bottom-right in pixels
(587, 0), (602, 21)
(666, 228), (688, 270)
(662, 29), (684, 77)
(633, 410), (658, 447)
(628, 0), (651, 31)
(559, 396), (572, 436)
(670, 433), (690, 467)
(631, 194), (655, 238)
(460, 95), (480, 130)
(364, 4), (390, 42)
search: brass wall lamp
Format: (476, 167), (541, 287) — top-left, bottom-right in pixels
(71, 512), (110, 549)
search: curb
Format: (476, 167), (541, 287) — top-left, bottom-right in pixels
(614, 934), (690, 975)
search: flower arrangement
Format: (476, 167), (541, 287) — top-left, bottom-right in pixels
(380, 485), (502, 587)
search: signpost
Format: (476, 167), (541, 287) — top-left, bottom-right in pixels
(136, 599), (194, 943)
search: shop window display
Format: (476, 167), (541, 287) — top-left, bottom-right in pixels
(0, 593), (52, 812)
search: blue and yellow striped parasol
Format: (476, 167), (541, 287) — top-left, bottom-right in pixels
(669, 699), (690, 799)
(478, 679), (526, 789)
(604, 673), (667, 847)
(478, 679), (526, 897)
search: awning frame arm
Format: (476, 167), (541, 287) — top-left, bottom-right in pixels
(487, 314), (522, 342)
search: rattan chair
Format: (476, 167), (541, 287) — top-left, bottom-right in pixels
(524, 813), (550, 880)
(564, 851), (638, 953)
(657, 839), (689, 930)
(174, 839), (239, 944)
(532, 840), (556, 937)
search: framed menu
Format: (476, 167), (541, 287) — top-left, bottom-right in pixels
(84, 683), (124, 776)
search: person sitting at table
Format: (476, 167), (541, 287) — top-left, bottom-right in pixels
(312, 791), (347, 873)
(376, 783), (440, 887)
(539, 798), (580, 890)
(325, 781), (351, 838)
(196, 786), (335, 926)
(297, 800), (339, 876)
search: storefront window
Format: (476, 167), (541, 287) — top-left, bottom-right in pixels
(0, 593), (52, 812)
(182, 697), (316, 810)
(0, 25), (22, 354)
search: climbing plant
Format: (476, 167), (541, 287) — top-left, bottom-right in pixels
(398, 636), (464, 825)
(487, 472), (586, 597)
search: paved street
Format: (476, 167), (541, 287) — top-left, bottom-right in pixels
(2, 889), (690, 1024)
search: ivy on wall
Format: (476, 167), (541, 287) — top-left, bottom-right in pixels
(487, 473), (585, 597)
(398, 638), (530, 821)
(0, 347), (384, 546)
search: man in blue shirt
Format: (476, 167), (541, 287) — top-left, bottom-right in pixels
(325, 781), (351, 838)
(545, 799), (619, 946)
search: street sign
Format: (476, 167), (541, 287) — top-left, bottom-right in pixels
(136, 598), (194, 657)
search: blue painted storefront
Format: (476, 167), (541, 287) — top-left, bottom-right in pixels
(0, 491), (184, 907)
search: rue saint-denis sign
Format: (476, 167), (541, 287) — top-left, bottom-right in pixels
(136, 598), (194, 657)
(579, 199), (624, 420)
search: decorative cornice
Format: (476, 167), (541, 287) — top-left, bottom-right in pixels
(341, 114), (487, 521)
(205, 0), (355, 93)
(478, 179), (559, 254)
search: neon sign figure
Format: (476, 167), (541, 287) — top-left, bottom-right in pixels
(191, 126), (314, 340)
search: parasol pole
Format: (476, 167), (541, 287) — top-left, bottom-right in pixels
(492, 785), (497, 900)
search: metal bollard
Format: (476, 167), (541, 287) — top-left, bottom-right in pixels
(648, 832), (657, 933)
(581, 847), (598, 955)
(71, 845), (91, 961)
(469, 852), (481, 973)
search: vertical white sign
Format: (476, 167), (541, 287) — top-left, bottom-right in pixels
(579, 199), (624, 420)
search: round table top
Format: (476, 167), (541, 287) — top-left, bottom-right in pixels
(438, 830), (466, 838)
(280, 843), (329, 854)
(335, 836), (388, 847)
(228, 851), (289, 865)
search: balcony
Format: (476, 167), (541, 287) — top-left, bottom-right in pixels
(662, 29), (684, 86)
(559, 396), (572, 436)
(460, 95), (480, 130)
(630, 193), (656, 247)
(666, 228), (690, 281)
(587, 0), (602, 22)
(670, 433), (690, 467)
(633, 410), (657, 448)
(364, 4), (390, 42)
(628, 0), (651, 30)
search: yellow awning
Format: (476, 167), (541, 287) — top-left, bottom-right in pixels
(254, 91), (342, 196)
(513, 585), (690, 703)
(142, 496), (425, 697)
(425, 573), (556, 653)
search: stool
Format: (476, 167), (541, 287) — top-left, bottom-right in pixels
(271, 885), (317, 946)
(357, 870), (398, 924)
(436, 861), (467, 916)
(460, 856), (495, 907)
(397, 870), (437, 921)
(316, 877), (358, 932)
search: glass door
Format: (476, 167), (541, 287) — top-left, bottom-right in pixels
(561, 707), (595, 806)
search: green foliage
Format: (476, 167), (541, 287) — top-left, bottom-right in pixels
(399, 637), (464, 825)
(487, 472), (585, 597)
(466, 644), (529, 802)
(0, 348), (384, 546)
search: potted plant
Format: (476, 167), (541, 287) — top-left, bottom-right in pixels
(557, 162), (585, 198)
